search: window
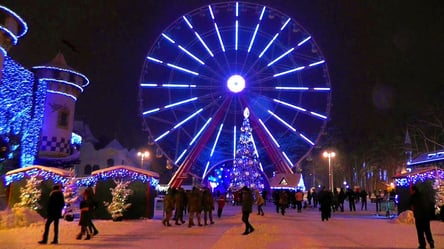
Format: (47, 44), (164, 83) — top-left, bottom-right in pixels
(92, 164), (100, 171)
(107, 158), (114, 167)
(57, 110), (70, 129)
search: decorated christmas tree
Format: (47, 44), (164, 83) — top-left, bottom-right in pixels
(229, 108), (265, 191)
(14, 176), (42, 211)
(104, 180), (133, 220)
(62, 176), (78, 221)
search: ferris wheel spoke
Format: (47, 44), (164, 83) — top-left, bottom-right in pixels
(266, 36), (312, 67)
(266, 109), (315, 146)
(273, 60), (325, 78)
(272, 98), (328, 120)
(202, 122), (224, 178)
(182, 15), (214, 57)
(258, 17), (291, 58)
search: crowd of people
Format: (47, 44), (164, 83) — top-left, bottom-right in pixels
(36, 182), (435, 247)
(38, 185), (99, 245)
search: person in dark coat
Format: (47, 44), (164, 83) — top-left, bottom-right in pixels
(338, 188), (346, 212)
(241, 186), (254, 235)
(346, 188), (356, 211)
(39, 185), (65, 244)
(318, 186), (332, 221)
(77, 190), (92, 240)
(202, 187), (215, 225)
(410, 185), (435, 249)
(174, 187), (186, 225)
(162, 188), (175, 227)
(360, 189), (368, 211)
(216, 191), (226, 218)
(85, 186), (99, 236)
(188, 186), (202, 227)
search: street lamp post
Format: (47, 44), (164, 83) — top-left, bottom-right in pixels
(137, 151), (150, 169)
(323, 151), (336, 191)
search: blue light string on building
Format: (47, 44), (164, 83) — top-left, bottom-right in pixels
(0, 56), (45, 167)
(394, 168), (444, 187)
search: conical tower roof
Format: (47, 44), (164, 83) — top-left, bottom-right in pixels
(44, 52), (74, 70)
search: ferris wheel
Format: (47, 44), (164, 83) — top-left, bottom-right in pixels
(138, 2), (332, 187)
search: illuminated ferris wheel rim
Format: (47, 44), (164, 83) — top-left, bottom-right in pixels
(139, 1), (332, 181)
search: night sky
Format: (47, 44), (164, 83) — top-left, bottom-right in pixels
(3, 0), (444, 154)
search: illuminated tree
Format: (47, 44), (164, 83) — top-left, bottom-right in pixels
(229, 108), (264, 191)
(104, 180), (133, 220)
(14, 176), (42, 211)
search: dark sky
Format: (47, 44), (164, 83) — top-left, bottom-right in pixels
(3, 0), (444, 152)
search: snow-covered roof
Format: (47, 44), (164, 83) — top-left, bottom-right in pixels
(5, 165), (72, 177)
(92, 165), (159, 178)
(4, 165), (73, 185)
(407, 149), (444, 166)
(269, 173), (301, 188)
(43, 52), (74, 70)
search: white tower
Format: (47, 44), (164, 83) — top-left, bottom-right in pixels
(32, 53), (89, 159)
(0, 5), (28, 81)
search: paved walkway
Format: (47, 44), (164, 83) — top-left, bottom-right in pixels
(1, 201), (444, 248)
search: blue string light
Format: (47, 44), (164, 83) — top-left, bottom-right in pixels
(0, 56), (45, 166)
(92, 168), (159, 187)
(394, 168), (444, 187)
(4, 167), (70, 186)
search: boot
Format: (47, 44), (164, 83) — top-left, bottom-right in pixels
(76, 234), (82, 240)
(85, 234), (91, 240)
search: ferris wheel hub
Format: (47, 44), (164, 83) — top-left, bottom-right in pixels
(227, 74), (245, 93)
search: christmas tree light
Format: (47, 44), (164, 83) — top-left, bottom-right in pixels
(229, 108), (265, 190)
(104, 180), (133, 220)
(14, 176), (42, 211)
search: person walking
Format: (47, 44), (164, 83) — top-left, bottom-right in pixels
(216, 191), (226, 218)
(38, 185), (65, 245)
(410, 185), (435, 249)
(162, 188), (175, 227)
(174, 187), (186, 225)
(278, 190), (289, 216)
(346, 188), (356, 211)
(255, 189), (265, 216)
(188, 186), (203, 227)
(338, 188), (345, 212)
(272, 190), (280, 213)
(241, 186), (254, 235)
(318, 186), (332, 221)
(360, 189), (368, 211)
(295, 189), (304, 213)
(85, 187), (99, 236)
(202, 187), (215, 225)
(76, 190), (92, 240)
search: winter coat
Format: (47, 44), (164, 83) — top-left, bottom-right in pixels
(79, 199), (90, 226)
(175, 188), (186, 210)
(410, 188), (434, 221)
(255, 191), (265, 205)
(47, 189), (65, 219)
(241, 188), (254, 213)
(202, 189), (214, 211)
(188, 188), (202, 212)
(295, 191), (304, 202)
(163, 192), (175, 212)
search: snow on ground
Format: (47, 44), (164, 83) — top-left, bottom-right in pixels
(1, 202), (444, 249)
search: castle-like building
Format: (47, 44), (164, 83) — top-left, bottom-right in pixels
(0, 5), (88, 172)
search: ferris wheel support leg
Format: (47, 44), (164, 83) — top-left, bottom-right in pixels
(169, 97), (232, 188)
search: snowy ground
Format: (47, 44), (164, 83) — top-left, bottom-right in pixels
(1, 201), (444, 249)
